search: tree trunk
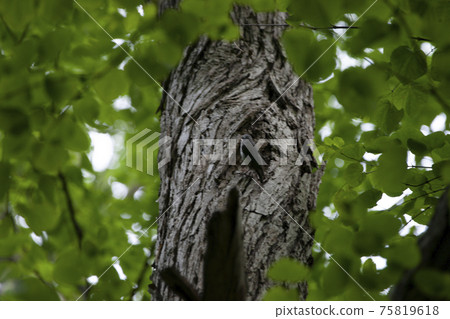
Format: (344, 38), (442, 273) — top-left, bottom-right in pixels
(151, 3), (323, 301)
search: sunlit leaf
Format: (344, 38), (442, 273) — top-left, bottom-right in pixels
(268, 257), (310, 282)
(263, 286), (298, 301)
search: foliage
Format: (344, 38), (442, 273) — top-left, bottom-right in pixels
(0, 0), (162, 300)
(0, 0), (449, 301)
(274, 0), (450, 300)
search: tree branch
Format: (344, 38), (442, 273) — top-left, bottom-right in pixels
(399, 206), (432, 232)
(403, 175), (441, 188)
(58, 172), (83, 249)
(387, 188), (447, 213)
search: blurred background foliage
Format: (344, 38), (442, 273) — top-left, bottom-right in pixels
(0, 0), (449, 300)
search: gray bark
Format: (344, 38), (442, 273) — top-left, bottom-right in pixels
(151, 4), (323, 300)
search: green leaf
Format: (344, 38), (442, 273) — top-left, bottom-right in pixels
(282, 28), (336, 82)
(53, 249), (86, 285)
(361, 214), (401, 241)
(0, 0), (35, 37)
(38, 175), (59, 204)
(322, 261), (350, 297)
(371, 141), (407, 196)
(360, 257), (385, 290)
(55, 117), (91, 152)
(390, 46), (427, 83)
(433, 160), (450, 184)
(74, 0), (107, 11)
(324, 136), (345, 148)
(159, 10), (202, 46)
(432, 142), (450, 161)
(287, 0), (342, 27)
(38, 0), (73, 26)
(324, 224), (355, 254)
(45, 73), (79, 107)
(240, 0), (287, 11)
(407, 138), (427, 156)
(356, 189), (382, 208)
(32, 141), (69, 173)
(412, 206), (435, 225)
(180, 0), (237, 40)
(362, 258), (377, 275)
(374, 100), (403, 134)
(112, 0), (142, 10)
(124, 39), (182, 86)
(1, 278), (59, 301)
(403, 169), (427, 187)
(344, 163), (364, 187)
(268, 258), (309, 282)
(382, 237), (421, 269)
(0, 213), (14, 238)
(73, 96), (101, 125)
(336, 66), (387, 117)
(340, 144), (365, 161)
(424, 132), (446, 151)
(392, 83), (437, 121)
(86, 267), (133, 300)
(17, 192), (61, 232)
(0, 108), (29, 136)
(94, 69), (129, 103)
(346, 18), (395, 56)
(11, 38), (38, 68)
(263, 286), (298, 301)
(431, 47), (450, 82)
(360, 131), (383, 151)
(353, 213), (400, 255)
(39, 28), (73, 63)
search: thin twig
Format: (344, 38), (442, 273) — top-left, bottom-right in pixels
(404, 175), (441, 188)
(363, 57), (374, 65)
(33, 269), (62, 299)
(239, 23), (358, 29)
(239, 22), (430, 43)
(239, 23), (289, 26)
(58, 172), (83, 249)
(0, 256), (19, 262)
(411, 36), (432, 42)
(399, 206), (432, 231)
(405, 188), (446, 204)
(387, 188), (447, 213)
(426, 47), (437, 56)
(299, 24), (359, 30)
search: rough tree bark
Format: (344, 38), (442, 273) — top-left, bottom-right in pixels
(151, 2), (323, 300)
